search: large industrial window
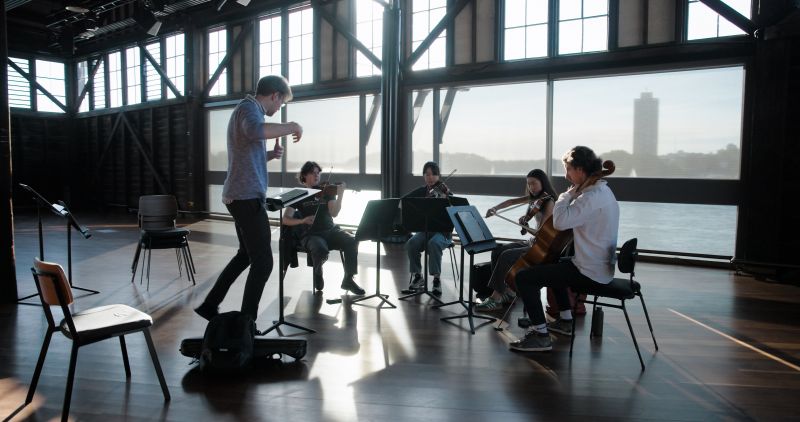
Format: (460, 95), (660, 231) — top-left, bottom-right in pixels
(503, 0), (548, 61)
(440, 82), (547, 175)
(552, 66), (743, 179)
(687, 0), (750, 40)
(76, 60), (90, 112)
(34, 59), (66, 113)
(92, 59), (106, 110)
(108, 51), (123, 108)
(7, 57), (31, 109)
(288, 7), (314, 85)
(145, 42), (162, 101)
(286, 96), (360, 173)
(208, 27), (228, 96)
(259, 15), (283, 78)
(165, 33), (185, 99)
(549, 66), (744, 257)
(411, 90), (434, 174)
(412, 0), (447, 70)
(126, 47), (142, 105)
(558, 0), (608, 55)
(356, 0), (383, 77)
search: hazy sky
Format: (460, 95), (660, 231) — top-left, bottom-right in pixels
(209, 65), (745, 169)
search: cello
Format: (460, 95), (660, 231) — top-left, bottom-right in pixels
(504, 160), (616, 292)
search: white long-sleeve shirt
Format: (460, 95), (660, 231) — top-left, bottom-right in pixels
(553, 179), (619, 283)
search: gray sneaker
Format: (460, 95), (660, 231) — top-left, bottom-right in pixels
(500, 289), (516, 304)
(547, 318), (574, 336)
(408, 273), (424, 291)
(509, 331), (552, 352)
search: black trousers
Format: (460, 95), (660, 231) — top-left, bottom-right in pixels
(301, 228), (358, 278)
(516, 260), (600, 326)
(203, 198), (274, 320)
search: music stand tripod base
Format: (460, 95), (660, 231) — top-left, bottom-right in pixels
(351, 199), (399, 309)
(436, 205), (499, 334)
(17, 184), (99, 303)
(257, 187), (321, 337)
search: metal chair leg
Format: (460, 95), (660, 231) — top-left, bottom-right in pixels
(143, 328), (171, 401)
(622, 301), (646, 371)
(569, 291), (581, 357)
(174, 248), (183, 278)
(62, 344), (79, 422)
(131, 240), (142, 283)
(131, 240), (142, 274)
(26, 329), (54, 403)
(185, 239), (196, 274)
(119, 336), (131, 378)
(638, 293), (658, 350)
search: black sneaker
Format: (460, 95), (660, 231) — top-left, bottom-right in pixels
(432, 277), (442, 296)
(313, 271), (325, 291)
(194, 302), (219, 321)
(408, 273), (424, 291)
(547, 318), (574, 336)
(341, 275), (366, 295)
(509, 331), (553, 352)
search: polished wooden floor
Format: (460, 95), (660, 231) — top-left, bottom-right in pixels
(2, 211), (799, 421)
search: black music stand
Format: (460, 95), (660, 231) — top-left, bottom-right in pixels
(351, 198), (399, 309)
(398, 196), (468, 304)
(259, 187), (319, 336)
(436, 205), (498, 334)
(18, 183), (97, 303)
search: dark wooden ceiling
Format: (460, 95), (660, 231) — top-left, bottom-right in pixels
(3, 0), (236, 58)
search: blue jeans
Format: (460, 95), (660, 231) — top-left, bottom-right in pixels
(405, 232), (452, 276)
(203, 199), (274, 320)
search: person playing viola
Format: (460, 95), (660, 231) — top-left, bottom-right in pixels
(403, 161), (452, 296)
(510, 146), (619, 352)
(282, 161), (365, 295)
(475, 169), (556, 312)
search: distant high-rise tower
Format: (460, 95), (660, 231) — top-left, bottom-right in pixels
(633, 92), (659, 157)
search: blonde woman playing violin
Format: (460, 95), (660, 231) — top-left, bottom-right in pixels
(476, 169), (557, 312)
(282, 161), (365, 295)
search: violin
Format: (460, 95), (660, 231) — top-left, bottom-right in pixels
(427, 181), (451, 198)
(313, 182), (343, 200)
(504, 160), (615, 292)
(519, 193), (552, 235)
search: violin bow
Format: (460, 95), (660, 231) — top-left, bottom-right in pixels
(490, 213), (538, 235)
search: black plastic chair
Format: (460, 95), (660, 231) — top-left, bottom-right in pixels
(27, 258), (170, 421)
(131, 195), (195, 289)
(569, 238), (658, 371)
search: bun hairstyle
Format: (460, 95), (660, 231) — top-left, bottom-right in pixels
(562, 146), (602, 175)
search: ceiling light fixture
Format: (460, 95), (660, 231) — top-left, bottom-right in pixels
(65, 5), (90, 13)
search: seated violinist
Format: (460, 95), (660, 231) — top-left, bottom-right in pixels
(403, 161), (452, 296)
(282, 161), (365, 295)
(476, 169), (556, 312)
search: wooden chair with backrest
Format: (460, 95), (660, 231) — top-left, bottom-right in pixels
(131, 194), (195, 289)
(568, 238), (659, 371)
(27, 258), (170, 421)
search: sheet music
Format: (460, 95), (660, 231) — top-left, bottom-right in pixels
(456, 211), (487, 243)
